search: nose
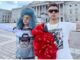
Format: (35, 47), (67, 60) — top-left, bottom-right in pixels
(52, 11), (55, 14)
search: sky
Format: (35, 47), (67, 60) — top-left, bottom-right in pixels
(0, 0), (77, 10)
(0, 1), (32, 10)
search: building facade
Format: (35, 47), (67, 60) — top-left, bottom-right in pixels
(64, 1), (80, 22)
(0, 1), (80, 23)
(26, 1), (64, 23)
(0, 9), (11, 23)
(10, 8), (22, 23)
(26, 1), (80, 23)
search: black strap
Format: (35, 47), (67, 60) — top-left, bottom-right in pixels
(43, 23), (48, 32)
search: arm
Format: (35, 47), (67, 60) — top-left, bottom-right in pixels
(0, 23), (14, 32)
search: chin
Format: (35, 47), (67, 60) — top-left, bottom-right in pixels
(24, 23), (27, 24)
(52, 18), (56, 20)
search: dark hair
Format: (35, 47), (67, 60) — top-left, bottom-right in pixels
(17, 8), (36, 30)
(48, 3), (59, 9)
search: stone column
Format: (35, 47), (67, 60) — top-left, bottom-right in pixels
(63, 3), (65, 22)
(42, 5), (44, 13)
(39, 6), (40, 17)
(59, 4), (61, 22)
(36, 6), (38, 17)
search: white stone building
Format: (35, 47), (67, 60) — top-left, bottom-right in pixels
(25, 1), (80, 23)
(10, 8), (22, 23)
(5, 1), (80, 23)
(0, 9), (11, 23)
(64, 1), (80, 22)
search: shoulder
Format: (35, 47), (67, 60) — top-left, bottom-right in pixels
(60, 22), (76, 26)
(61, 22), (76, 31)
(60, 22), (76, 24)
(59, 22), (69, 24)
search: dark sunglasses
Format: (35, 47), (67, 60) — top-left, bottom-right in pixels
(48, 9), (59, 13)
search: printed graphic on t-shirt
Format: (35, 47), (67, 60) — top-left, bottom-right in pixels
(49, 28), (63, 50)
(19, 33), (30, 48)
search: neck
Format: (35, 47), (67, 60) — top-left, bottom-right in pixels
(49, 19), (59, 24)
(24, 24), (29, 28)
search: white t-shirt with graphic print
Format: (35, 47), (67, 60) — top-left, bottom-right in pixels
(46, 22), (76, 59)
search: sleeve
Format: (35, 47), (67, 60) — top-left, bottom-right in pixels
(0, 23), (14, 32)
(68, 22), (76, 31)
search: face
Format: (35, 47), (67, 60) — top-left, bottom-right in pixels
(23, 15), (31, 25)
(48, 6), (59, 20)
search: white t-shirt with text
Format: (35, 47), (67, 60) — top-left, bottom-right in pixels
(46, 22), (76, 59)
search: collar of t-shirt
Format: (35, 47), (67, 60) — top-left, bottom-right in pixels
(47, 22), (60, 30)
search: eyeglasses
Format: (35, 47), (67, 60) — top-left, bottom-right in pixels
(48, 9), (59, 13)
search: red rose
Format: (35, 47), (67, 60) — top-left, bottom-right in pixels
(32, 24), (57, 59)
(32, 24), (44, 36)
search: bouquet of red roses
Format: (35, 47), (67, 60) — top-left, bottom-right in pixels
(32, 23), (57, 59)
